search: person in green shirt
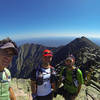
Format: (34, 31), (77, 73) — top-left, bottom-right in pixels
(0, 38), (18, 100)
(58, 55), (84, 100)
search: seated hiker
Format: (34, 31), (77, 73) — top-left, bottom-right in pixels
(58, 55), (84, 100)
(30, 49), (57, 100)
(0, 38), (18, 100)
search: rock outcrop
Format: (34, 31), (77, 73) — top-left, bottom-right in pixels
(9, 36), (100, 100)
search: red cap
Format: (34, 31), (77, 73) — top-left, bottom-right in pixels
(42, 49), (53, 57)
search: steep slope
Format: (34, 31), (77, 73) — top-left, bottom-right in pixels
(52, 36), (100, 66)
(9, 37), (100, 100)
(9, 43), (56, 78)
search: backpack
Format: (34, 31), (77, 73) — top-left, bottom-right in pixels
(62, 67), (79, 88)
(0, 68), (11, 83)
(34, 66), (57, 85)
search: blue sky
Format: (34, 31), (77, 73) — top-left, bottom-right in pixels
(0, 0), (100, 40)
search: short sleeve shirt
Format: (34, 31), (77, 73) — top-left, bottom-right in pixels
(61, 67), (84, 94)
(30, 67), (52, 96)
(0, 68), (11, 100)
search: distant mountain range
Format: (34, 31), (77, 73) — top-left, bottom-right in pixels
(9, 36), (100, 100)
(15, 37), (75, 47)
(15, 37), (100, 47)
(9, 36), (100, 79)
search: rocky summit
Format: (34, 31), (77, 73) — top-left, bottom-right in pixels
(52, 36), (100, 100)
(9, 36), (100, 100)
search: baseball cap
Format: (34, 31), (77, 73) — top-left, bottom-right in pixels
(66, 57), (73, 61)
(0, 42), (18, 55)
(42, 49), (53, 57)
(66, 54), (75, 62)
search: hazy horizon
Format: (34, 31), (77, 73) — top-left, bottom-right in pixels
(15, 37), (100, 47)
(0, 0), (100, 40)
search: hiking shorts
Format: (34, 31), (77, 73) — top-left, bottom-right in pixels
(36, 92), (53, 100)
(57, 86), (77, 100)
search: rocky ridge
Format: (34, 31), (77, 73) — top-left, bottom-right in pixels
(9, 37), (100, 100)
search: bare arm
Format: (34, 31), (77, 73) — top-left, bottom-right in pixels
(76, 84), (82, 96)
(9, 87), (16, 100)
(31, 80), (37, 94)
(51, 83), (56, 91)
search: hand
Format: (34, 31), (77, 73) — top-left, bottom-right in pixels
(32, 93), (37, 100)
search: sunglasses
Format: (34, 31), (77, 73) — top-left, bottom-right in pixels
(66, 59), (73, 63)
(43, 52), (52, 55)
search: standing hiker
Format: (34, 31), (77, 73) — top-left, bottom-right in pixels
(30, 49), (57, 100)
(0, 38), (18, 100)
(58, 55), (84, 100)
